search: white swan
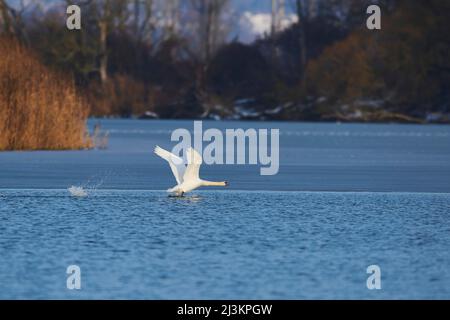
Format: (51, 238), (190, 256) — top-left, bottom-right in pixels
(154, 146), (228, 196)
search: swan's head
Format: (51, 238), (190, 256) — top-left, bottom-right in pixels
(202, 180), (229, 187)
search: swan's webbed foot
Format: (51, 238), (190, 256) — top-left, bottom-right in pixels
(168, 191), (184, 198)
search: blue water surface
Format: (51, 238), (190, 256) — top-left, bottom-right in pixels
(0, 120), (449, 299)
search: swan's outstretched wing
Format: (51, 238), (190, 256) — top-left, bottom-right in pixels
(183, 147), (202, 181)
(154, 146), (186, 185)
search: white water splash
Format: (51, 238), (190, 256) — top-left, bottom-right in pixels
(68, 186), (88, 197)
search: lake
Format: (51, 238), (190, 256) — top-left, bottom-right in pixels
(0, 119), (449, 299)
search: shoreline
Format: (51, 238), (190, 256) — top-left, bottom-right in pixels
(88, 115), (450, 125)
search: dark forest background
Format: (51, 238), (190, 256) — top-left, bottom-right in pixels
(1, 0), (450, 123)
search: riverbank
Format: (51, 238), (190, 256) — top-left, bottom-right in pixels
(98, 106), (450, 124)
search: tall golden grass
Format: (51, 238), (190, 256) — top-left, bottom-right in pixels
(0, 37), (92, 150)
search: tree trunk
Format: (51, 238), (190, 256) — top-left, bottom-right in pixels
(0, 0), (13, 34)
(296, 0), (308, 78)
(0, 0), (28, 43)
(134, 0), (140, 38)
(271, 0), (277, 36)
(99, 20), (108, 83)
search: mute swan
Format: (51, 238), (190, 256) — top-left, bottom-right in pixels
(154, 146), (228, 196)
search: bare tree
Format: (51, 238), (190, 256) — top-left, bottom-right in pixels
(296, 0), (308, 76)
(133, 0), (155, 44)
(0, 0), (14, 34)
(97, 2), (111, 83)
(271, 0), (277, 36)
(77, 0), (130, 83)
(271, 0), (285, 36)
(163, 0), (179, 39)
(189, 0), (230, 64)
(0, 0), (31, 43)
(183, 0), (231, 117)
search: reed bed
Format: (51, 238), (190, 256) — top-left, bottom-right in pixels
(0, 37), (91, 150)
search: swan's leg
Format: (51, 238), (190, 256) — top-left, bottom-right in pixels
(168, 191), (184, 198)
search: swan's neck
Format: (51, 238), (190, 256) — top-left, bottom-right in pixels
(201, 180), (227, 187)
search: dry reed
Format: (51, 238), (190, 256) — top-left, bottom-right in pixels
(0, 37), (92, 150)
